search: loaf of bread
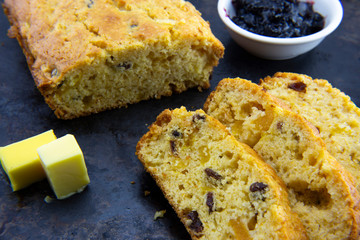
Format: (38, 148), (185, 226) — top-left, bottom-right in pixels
(3, 0), (224, 119)
(260, 72), (360, 193)
(136, 107), (308, 240)
(204, 78), (360, 240)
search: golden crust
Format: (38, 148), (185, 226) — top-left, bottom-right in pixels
(204, 78), (360, 239)
(4, 0), (224, 119)
(136, 107), (308, 239)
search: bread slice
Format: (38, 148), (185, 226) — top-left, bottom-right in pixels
(136, 107), (308, 240)
(260, 72), (360, 193)
(3, 0), (224, 119)
(204, 78), (360, 240)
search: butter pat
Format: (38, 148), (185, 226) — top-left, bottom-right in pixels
(37, 134), (90, 199)
(0, 130), (57, 191)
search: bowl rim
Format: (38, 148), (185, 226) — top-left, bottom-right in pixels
(217, 0), (344, 45)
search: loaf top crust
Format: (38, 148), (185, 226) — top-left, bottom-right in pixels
(4, 0), (224, 94)
(136, 107), (308, 239)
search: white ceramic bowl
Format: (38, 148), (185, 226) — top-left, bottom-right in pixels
(218, 0), (343, 60)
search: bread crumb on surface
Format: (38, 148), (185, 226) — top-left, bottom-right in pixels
(153, 210), (166, 220)
(44, 195), (55, 203)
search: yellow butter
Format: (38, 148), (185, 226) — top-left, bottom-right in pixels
(37, 134), (90, 199)
(0, 130), (57, 191)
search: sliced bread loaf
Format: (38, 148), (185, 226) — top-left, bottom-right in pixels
(260, 72), (360, 193)
(136, 107), (307, 240)
(204, 78), (360, 240)
(4, 0), (224, 119)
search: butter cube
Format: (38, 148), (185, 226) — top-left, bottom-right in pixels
(0, 130), (57, 191)
(37, 134), (90, 199)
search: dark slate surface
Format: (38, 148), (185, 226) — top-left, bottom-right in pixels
(0, 0), (359, 239)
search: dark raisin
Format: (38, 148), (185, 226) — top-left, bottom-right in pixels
(170, 140), (177, 155)
(206, 192), (215, 213)
(277, 121), (284, 130)
(288, 82), (307, 92)
(117, 62), (132, 70)
(250, 182), (268, 192)
(187, 211), (204, 233)
(204, 168), (223, 180)
(172, 130), (181, 138)
(192, 114), (206, 122)
(87, 0), (94, 8)
(57, 81), (64, 89)
(294, 135), (300, 142)
(209, 72), (213, 81)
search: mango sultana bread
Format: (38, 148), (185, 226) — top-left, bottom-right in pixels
(204, 78), (360, 240)
(136, 107), (308, 240)
(3, 0), (224, 119)
(260, 72), (360, 193)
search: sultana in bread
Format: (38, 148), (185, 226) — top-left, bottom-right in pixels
(3, 0), (224, 119)
(204, 78), (360, 240)
(136, 107), (308, 240)
(260, 72), (360, 193)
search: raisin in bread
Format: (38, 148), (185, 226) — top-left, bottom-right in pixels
(260, 72), (360, 193)
(136, 107), (308, 240)
(204, 78), (360, 240)
(3, 0), (224, 119)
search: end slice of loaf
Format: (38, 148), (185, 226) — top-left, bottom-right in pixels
(260, 72), (360, 193)
(4, 0), (224, 119)
(136, 107), (308, 240)
(204, 78), (360, 240)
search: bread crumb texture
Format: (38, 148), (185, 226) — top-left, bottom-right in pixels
(204, 78), (360, 240)
(4, 0), (224, 119)
(260, 72), (360, 194)
(136, 107), (307, 240)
